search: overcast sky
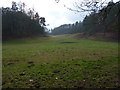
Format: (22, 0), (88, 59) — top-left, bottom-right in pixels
(0, 0), (119, 29)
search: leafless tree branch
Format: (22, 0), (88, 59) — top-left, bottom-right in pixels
(57, 0), (110, 13)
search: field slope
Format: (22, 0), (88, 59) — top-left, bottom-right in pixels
(2, 34), (119, 88)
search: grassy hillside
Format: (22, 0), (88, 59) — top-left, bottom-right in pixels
(2, 34), (119, 88)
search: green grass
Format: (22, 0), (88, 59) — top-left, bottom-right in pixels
(2, 34), (119, 88)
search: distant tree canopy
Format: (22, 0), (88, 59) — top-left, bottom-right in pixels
(2, 1), (46, 41)
(51, 1), (119, 40)
(51, 22), (83, 35)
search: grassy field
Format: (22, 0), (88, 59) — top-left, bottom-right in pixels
(2, 34), (119, 88)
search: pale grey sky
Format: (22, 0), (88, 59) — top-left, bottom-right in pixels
(0, 0), (119, 29)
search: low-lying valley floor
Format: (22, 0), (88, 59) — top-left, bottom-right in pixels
(2, 34), (119, 88)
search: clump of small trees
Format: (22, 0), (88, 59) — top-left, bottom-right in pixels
(82, 1), (119, 36)
(2, 1), (46, 41)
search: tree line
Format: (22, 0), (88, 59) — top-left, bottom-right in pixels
(51, 1), (119, 40)
(2, 1), (46, 41)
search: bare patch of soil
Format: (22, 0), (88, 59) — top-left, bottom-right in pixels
(61, 42), (78, 43)
(7, 62), (15, 65)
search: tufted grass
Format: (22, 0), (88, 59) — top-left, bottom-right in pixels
(2, 34), (119, 88)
